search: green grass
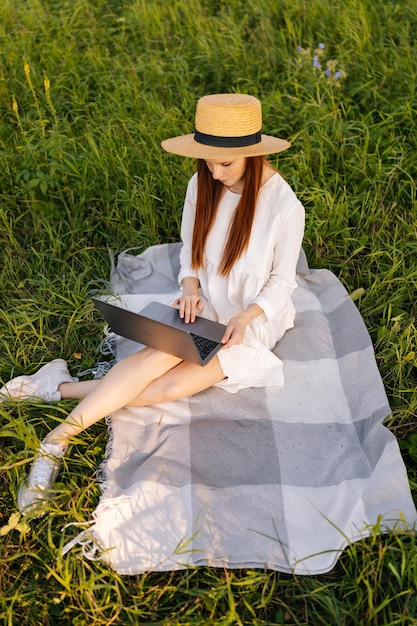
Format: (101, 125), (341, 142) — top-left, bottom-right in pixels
(1, 0), (416, 623)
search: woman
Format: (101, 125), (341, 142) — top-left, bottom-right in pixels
(1, 94), (305, 513)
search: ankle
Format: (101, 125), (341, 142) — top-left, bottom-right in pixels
(57, 381), (70, 399)
(42, 435), (69, 450)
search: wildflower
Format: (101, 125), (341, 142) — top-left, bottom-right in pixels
(23, 59), (37, 104)
(296, 41), (346, 83)
(11, 95), (24, 133)
(326, 59), (338, 73)
(44, 73), (58, 126)
(324, 58), (346, 81)
(297, 45), (310, 56)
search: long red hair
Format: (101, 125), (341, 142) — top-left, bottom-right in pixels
(192, 156), (271, 276)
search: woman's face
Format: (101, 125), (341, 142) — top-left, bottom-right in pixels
(204, 157), (247, 191)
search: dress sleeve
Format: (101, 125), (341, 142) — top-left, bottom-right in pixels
(253, 199), (305, 321)
(178, 174), (199, 285)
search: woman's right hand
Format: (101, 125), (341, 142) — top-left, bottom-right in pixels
(173, 277), (203, 323)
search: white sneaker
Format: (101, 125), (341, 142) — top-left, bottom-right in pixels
(0, 359), (75, 402)
(17, 441), (67, 514)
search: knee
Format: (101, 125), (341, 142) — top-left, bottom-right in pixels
(157, 378), (186, 404)
(141, 376), (186, 405)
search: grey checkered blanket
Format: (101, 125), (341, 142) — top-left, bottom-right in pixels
(74, 243), (416, 575)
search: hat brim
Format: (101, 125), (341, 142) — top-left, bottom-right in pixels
(161, 133), (291, 159)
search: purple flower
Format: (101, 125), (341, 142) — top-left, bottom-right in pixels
(318, 42), (325, 49)
(313, 55), (321, 69)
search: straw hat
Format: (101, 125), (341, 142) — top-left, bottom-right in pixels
(161, 93), (290, 159)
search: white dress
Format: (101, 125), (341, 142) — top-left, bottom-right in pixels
(177, 171), (305, 393)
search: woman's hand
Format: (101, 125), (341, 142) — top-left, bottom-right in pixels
(173, 277), (203, 323)
(221, 303), (264, 348)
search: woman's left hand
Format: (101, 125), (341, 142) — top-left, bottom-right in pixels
(221, 304), (264, 349)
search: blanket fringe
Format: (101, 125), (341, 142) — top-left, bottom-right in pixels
(61, 521), (96, 557)
(61, 525), (106, 562)
(61, 495), (133, 561)
(61, 413), (115, 559)
(96, 415), (114, 492)
(62, 325), (117, 560)
(76, 326), (117, 380)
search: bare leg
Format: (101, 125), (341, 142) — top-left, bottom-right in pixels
(46, 351), (225, 444)
(44, 348), (182, 444)
(128, 358), (225, 407)
(17, 350), (225, 513)
(59, 379), (100, 400)
(60, 358), (225, 407)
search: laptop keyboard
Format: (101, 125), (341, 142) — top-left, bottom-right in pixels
(190, 333), (220, 361)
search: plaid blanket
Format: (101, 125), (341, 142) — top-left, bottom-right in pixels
(70, 243), (416, 575)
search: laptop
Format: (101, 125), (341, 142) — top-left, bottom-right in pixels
(91, 297), (227, 366)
